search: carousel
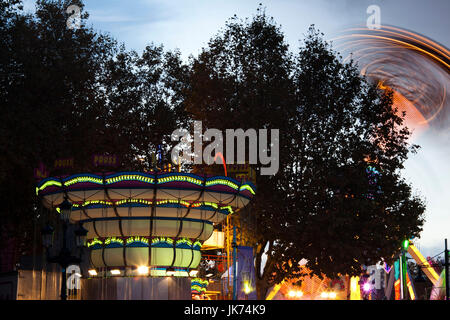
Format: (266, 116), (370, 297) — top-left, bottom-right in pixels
(36, 171), (255, 299)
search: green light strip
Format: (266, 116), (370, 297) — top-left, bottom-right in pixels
(106, 174), (154, 184)
(105, 237), (124, 245)
(152, 237), (174, 245)
(158, 175), (203, 186)
(87, 238), (103, 247)
(239, 184), (256, 195)
(37, 180), (62, 192)
(70, 199), (233, 214)
(193, 240), (202, 248)
(37, 174), (255, 198)
(65, 176), (103, 186)
(126, 236), (149, 245)
(191, 278), (209, 286)
(87, 236), (203, 249)
(206, 178), (238, 190)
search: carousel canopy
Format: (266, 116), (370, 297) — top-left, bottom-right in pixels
(36, 172), (256, 274)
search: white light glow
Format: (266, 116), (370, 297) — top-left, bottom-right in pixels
(189, 270), (199, 277)
(137, 266), (149, 275)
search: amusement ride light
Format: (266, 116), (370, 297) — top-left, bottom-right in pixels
(88, 269), (97, 276)
(37, 172), (256, 279)
(333, 26), (450, 134)
(243, 282), (252, 295)
(402, 239), (410, 250)
(363, 282), (372, 292)
(110, 269), (121, 275)
(189, 270), (199, 277)
(137, 266), (149, 275)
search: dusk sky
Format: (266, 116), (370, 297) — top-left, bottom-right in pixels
(23, 0), (450, 258)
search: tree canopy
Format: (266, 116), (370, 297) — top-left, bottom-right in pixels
(185, 8), (425, 298)
(0, 0), (188, 266)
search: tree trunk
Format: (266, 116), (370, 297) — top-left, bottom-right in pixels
(256, 275), (272, 300)
(254, 240), (275, 300)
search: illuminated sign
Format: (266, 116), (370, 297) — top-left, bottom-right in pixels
(54, 158), (74, 169)
(93, 154), (119, 167)
(34, 162), (49, 179)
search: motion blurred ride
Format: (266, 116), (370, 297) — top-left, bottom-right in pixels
(334, 25), (450, 138)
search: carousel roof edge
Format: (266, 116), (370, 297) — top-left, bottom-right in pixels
(36, 171), (256, 191)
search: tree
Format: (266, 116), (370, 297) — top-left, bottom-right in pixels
(100, 43), (191, 170)
(185, 8), (425, 299)
(0, 0), (119, 266)
(0, 0), (189, 269)
(277, 27), (425, 281)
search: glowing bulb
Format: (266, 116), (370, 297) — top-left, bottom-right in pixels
(329, 292), (337, 299)
(88, 269), (97, 276)
(243, 282), (251, 294)
(110, 269), (121, 275)
(288, 290), (296, 297)
(296, 291), (303, 298)
(189, 270), (199, 277)
(137, 266), (149, 275)
(363, 283), (372, 292)
(402, 239), (410, 250)
(321, 292), (329, 298)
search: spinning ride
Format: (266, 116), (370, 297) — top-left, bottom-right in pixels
(36, 171), (255, 277)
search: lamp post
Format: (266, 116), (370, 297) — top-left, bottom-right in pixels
(41, 198), (88, 300)
(445, 239), (449, 301)
(401, 239), (409, 300)
(232, 226), (237, 300)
